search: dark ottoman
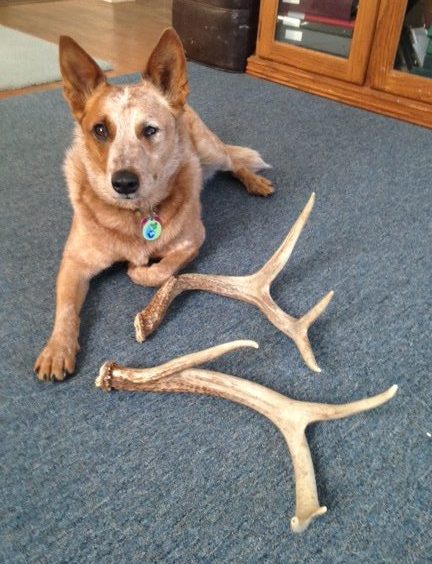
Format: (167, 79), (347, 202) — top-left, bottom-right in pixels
(172, 0), (260, 71)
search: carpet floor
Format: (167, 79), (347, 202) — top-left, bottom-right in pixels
(0, 65), (431, 562)
(0, 25), (111, 91)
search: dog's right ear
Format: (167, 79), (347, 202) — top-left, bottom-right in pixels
(59, 36), (106, 121)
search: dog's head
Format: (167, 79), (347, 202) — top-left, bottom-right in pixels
(59, 28), (189, 208)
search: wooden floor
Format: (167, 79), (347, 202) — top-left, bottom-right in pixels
(0, 0), (172, 99)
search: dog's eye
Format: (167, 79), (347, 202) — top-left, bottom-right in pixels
(142, 125), (159, 138)
(93, 123), (108, 141)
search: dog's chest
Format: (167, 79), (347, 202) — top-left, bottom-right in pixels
(118, 221), (168, 265)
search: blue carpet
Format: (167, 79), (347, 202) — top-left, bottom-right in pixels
(0, 64), (431, 562)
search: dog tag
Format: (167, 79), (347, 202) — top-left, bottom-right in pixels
(141, 215), (162, 241)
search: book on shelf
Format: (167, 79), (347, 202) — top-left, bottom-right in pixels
(400, 26), (420, 69)
(277, 13), (354, 37)
(280, 0), (355, 22)
(426, 23), (432, 67)
(410, 27), (429, 67)
(395, 44), (407, 71)
(423, 50), (432, 70)
(275, 20), (351, 57)
(397, 24), (432, 72)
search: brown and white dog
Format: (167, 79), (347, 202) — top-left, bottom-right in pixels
(34, 28), (273, 381)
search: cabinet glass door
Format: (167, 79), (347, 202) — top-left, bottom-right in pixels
(274, 0), (358, 58)
(369, 0), (432, 103)
(256, 0), (379, 84)
(394, 0), (432, 78)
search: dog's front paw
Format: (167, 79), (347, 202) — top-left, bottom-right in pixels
(34, 338), (79, 382)
(245, 173), (274, 197)
(128, 263), (173, 287)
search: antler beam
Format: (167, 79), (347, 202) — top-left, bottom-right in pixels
(134, 194), (333, 372)
(96, 341), (397, 533)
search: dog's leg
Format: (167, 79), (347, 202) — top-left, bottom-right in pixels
(187, 106), (274, 196)
(128, 245), (200, 288)
(34, 254), (98, 381)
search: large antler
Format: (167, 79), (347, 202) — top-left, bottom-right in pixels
(135, 194), (333, 372)
(96, 341), (397, 533)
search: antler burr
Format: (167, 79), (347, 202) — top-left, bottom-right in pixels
(96, 341), (398, 533)
(134, 193), (333, 372)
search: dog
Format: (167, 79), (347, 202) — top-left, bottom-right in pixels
(34, 28), (273, 382)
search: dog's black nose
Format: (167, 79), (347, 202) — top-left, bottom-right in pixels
(111, 170), (139, 195)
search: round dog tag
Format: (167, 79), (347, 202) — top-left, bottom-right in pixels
(141, 216), (162, 241)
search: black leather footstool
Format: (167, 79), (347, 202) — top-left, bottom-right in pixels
(172, 0), (260, 71)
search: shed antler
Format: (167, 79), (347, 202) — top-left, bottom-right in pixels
(96, 340), (397, 533)
(135, 194), (333, 372)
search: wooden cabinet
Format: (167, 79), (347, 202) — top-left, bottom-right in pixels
(247, 0), (432, 128)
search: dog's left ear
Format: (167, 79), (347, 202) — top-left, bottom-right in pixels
(143, 28), (189, 109)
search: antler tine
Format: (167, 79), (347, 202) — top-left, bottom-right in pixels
(301, 384), (399, 424)
(298, 290), (335, 330)
(95, 345), (398, 533)
(254, 192), (315, 287)
(96, 339), (258, 390)
(290, 290), (335, 372)
(291, 332), (321, 373)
